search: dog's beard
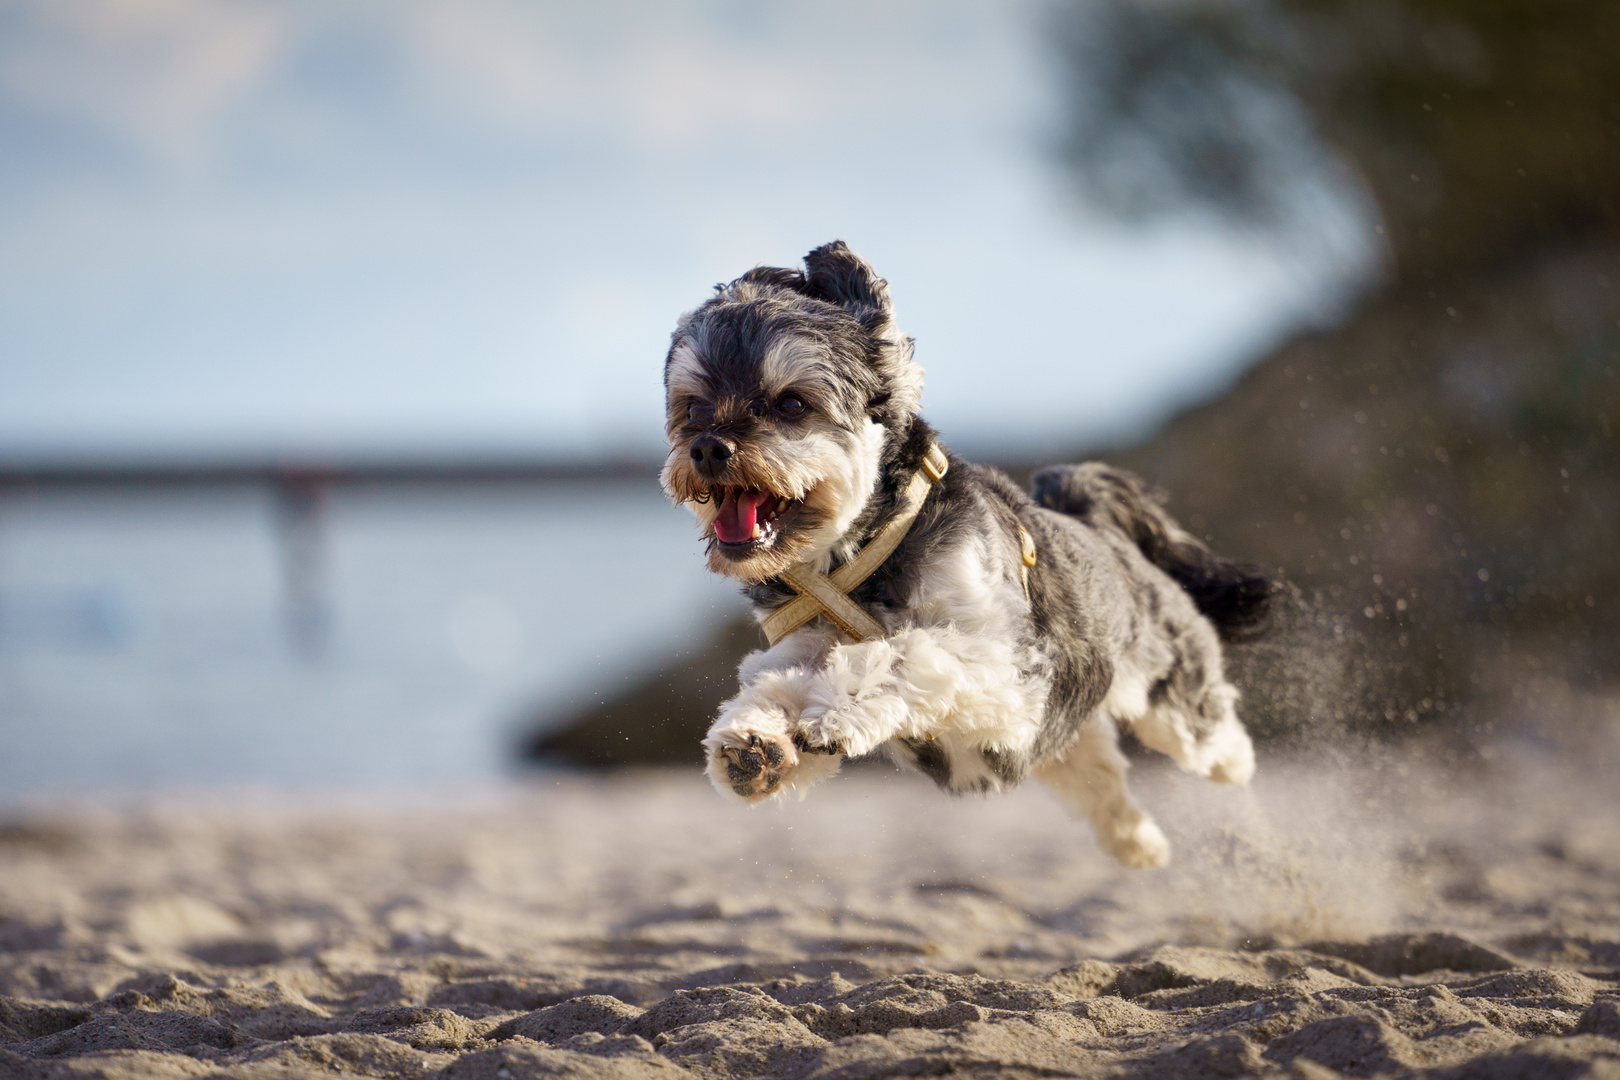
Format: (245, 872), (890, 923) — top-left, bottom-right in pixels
(662, 419), (886, 584)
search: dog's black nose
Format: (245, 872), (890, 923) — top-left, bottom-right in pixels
(690, 434), (735, 478)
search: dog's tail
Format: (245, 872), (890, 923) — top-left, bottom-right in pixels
(1031, 462), (1275, 641)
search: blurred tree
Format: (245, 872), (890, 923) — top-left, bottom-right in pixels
(1059, 0), (1620, 277)
(1056, 0), (1620, 735)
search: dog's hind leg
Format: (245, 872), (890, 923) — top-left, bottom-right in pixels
(1129, 630), (1255, 786)
(1131, 680), (1255, 785)
(1034, 715), (1170, 868)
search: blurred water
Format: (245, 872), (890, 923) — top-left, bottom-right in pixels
(0, 483), (745, 798)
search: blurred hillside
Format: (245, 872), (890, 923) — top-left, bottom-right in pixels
(524, 0), (1619, 764)
(1059, 0), (1620, 737)
(1109, 245), (1618, 739)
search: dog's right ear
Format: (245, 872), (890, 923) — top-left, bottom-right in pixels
(802, 241), (894, 337)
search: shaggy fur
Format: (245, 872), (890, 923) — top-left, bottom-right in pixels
(662, 241), (1271, 867)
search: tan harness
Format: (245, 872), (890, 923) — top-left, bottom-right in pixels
(760, 443), (1037, 647)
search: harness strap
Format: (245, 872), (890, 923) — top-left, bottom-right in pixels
(761, 442), (949, 646)
(1017, 524), (1037, 600)
(778, 563), (887, 642)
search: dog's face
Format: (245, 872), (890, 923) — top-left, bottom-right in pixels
(661, 242), (925, 583)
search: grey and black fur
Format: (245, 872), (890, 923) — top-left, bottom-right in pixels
(662, 241), (1271, 866)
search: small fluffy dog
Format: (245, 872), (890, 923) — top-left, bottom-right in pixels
(661, 241), (1272, 867)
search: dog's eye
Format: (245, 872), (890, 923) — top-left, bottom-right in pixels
(777, 395), (806, 418)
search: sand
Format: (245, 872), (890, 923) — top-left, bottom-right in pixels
(3, 719), (1619, 1079)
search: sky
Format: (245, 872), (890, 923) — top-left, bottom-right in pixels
(0, 0), (1373, 464)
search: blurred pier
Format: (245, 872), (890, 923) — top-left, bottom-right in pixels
(0, 456), (663, 660)
(0, 457), (660, 490)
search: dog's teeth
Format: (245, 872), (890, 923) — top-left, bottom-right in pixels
(778, 499), (789, 512)
(751, 522), (762, 540)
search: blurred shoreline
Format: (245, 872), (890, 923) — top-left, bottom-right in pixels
(0, 455), (661, 489)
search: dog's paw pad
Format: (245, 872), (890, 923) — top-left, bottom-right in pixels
(718, 732), (797, 800)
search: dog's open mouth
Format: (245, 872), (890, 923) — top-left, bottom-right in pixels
(712, 487), (803, 549)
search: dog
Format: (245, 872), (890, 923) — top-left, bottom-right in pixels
(660, 241), (1272, 867)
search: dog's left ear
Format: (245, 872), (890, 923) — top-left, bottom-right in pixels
(803, 241), (894, 337)
(804, 240), (925, 422)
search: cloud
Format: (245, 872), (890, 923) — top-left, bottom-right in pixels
(0, 0), (287, 178)
(0, 0), (1362, 460)
(389, 1), (1027, 147)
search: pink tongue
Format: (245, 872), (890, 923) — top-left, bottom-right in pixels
(715, 489), (770, 544)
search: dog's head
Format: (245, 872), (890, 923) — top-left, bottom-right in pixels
(661, 241), (926, 583)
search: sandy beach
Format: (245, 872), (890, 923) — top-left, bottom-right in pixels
(3, 716), (1619, 1079)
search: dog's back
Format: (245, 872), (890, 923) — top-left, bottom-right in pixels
(1031, 462), (1275, 642)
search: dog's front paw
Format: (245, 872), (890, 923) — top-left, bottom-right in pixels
(792, 707), (878, 760)
(791, 724), (843, 757)
(708, 729), (798, 803)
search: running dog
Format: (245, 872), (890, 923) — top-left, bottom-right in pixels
(660, 241), (1272, 866)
